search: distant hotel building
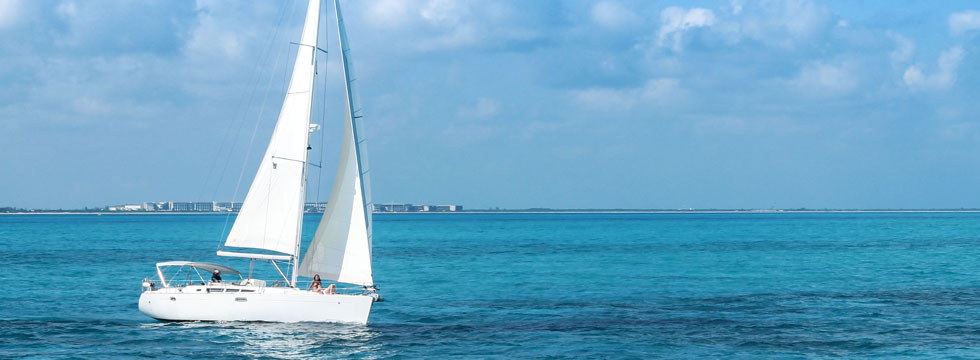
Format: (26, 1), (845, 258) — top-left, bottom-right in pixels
(372, 203), (462, 213)
(107, 201), (461, 213)
(108, 201), (227, 212)
(215, 202), (243, 212)
(305, 202), (328, 213)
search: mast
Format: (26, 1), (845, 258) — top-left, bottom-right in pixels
(295, 0), (373, 286)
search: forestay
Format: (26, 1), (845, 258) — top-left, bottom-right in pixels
(298, 0), (373, 287)
(222, 0), (321, 257)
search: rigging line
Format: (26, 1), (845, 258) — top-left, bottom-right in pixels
(198, 3), (286, 205)
(212, 0), (294, 247)
(219, 0), (301, 249)
(280, 20), (295, 111)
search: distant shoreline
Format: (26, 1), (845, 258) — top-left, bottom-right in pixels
(5, 209), (980, 215)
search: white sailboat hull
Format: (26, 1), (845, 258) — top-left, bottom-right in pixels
(139, 0), (380, 324)
(138, 286), (373, 324)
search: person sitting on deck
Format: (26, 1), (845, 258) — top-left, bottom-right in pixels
(310, 274), (324, 294)
(211, 270), (222, 283)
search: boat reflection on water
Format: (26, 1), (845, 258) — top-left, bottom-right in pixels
(139, 322), (383, 358)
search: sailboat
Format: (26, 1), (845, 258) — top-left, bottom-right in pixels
(138, 0), (378, 324)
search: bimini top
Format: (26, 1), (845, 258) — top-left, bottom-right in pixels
(155, 261), (242, 277)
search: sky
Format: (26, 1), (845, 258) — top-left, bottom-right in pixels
(2, 0), (980, 210)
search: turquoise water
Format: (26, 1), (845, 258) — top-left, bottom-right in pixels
(3, 212), (980, 358)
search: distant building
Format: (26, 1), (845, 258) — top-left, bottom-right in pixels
(106, 204), (143, 211)
(105, 200), (459, 213)
(374, 203), (411, 212)
(214, 202), (242, 212)
(428, 205), (462, 212)
(373, 203), (462, 213)
(140, 201), (174, 211)
(305, 202), (328, 213)
(171, 202), (191, 211)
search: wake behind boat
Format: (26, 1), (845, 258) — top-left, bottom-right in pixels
(139, 0), (379, 324)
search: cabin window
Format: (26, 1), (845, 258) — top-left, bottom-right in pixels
(208, 288), (224, 293)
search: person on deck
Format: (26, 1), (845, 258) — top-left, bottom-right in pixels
(310, 274), (324, 294)
(211, 270), (222, 283)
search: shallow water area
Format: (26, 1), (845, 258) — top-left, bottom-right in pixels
(3, 212), (980, 358)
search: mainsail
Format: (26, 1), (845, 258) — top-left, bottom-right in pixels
(298, 0), (374, 286)
(221, 0), (321, 258)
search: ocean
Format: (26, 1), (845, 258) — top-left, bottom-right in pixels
(3, 212), (980, 358)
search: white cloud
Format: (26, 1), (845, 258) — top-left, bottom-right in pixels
(737, 0), (833, 48)
(72, 96), (112, 115)
(791, 61), (858, 95)
(186, 18), (244, 59)
(520, 121), (568, 140)
(950, 10), (980, 36)
(410, 0), (538, 52)
(637, 78), (682, 101)
(768, 0), (829, 38)
(418, 24), (480, 51)
(730, 0), (743, 15)
(694, 116), (746, 135)
(55, 1), (76, 19)
(573, 78), (683, 110)
(364, 0), (411, 29)
(456, 97), (499, 119)
(887, 32), (914, 64)
(904, 46), (965, 90)
(591, 1), (640, 29)
(184, 2), (262, 60)
(646, 0), (834, 52)
(0, 0), (23, 29)
(441, 118), (497, 145)
(421, 0), (466, 26)
(658, 7), (716, 51)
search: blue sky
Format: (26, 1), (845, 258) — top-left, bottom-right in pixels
(2, 0), (980, 210)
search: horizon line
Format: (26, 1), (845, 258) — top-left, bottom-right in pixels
(7, 206), (980, 214)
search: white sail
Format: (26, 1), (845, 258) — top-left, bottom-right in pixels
(299, 0), (373, 286)
(222, 0), (321, 257)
